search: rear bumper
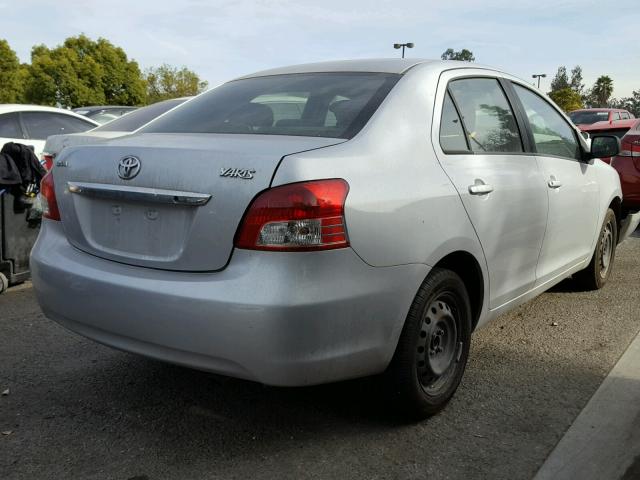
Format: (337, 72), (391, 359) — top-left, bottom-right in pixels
(31, 220), (428, 386)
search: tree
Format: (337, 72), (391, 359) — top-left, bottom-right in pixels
(550, 66), (569, 92)
(0, 39), (24, 103)
(24, 34), (146, 108)
(548, 88), (584, 112)
(441, 48), (475, 62)
(569, 66), (585, 96)
(590, 75), (614, 107)
(145, 64), (208, 103)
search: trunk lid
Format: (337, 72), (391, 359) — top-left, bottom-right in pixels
(53, 133), (344, 271)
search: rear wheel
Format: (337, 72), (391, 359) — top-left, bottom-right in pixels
(0, 272), (8, 295)
(386, 268), (472, 420)
(575, 208), (617, 290)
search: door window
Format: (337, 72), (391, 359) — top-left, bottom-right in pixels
(439, 91), (469, 152)
(448, 78), (523, 153)
(513, 84), (581, 160)
(21, 112), (95, 140)
(612, 112), (621, 121)
(0, 112), (22, 138)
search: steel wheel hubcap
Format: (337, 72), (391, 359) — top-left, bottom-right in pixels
(417, 297), (459, 389)
(600, 221), (613, 277)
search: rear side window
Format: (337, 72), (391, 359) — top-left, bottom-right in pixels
(440, 92), (469, 152)
(448, 78), (523, 153)
(141, 73), (400, 139)
(0, 112), (22, 138)
(621, 112), (630, 120)
(513, 84), (581, 160)
(21, 112), (95, 140)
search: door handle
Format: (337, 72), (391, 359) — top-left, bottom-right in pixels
(468, 183), (494, 195)
(548, 179), (563, 188)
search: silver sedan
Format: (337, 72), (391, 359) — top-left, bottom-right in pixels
(31, 59), (638, 419)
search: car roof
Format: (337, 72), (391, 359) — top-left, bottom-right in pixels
(0, 104), (100, 124)
(235, 58), (495, 79)
(571, 108), (628, 113)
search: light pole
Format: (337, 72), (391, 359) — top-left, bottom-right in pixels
(532, 73), (547, 89)
(393, 42), (414, 58)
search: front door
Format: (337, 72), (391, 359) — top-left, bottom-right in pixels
(511, 83), (599, 284)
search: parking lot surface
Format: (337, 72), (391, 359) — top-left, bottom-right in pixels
(2, 233), (640, 480)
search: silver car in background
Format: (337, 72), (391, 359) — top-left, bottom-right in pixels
(31, 59), (637, 419)
(41, 97), (191, 169)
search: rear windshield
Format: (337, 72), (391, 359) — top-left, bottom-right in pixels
(569, 111), (609, 125)
(140, 73), (400, 139)
(95, 99), (187, 132)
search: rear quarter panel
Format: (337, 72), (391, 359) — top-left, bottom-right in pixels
(272, 64), (489, 317)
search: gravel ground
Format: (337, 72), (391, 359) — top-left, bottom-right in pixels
(1, 233), (639, 480)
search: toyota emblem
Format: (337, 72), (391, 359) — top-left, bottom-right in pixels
(118, 156), (141, 180)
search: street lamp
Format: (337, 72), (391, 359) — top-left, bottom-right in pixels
(393, 42), (414, 58)
(532, 73), (547, 89)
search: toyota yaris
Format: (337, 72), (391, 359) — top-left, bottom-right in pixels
(31, 59), (639, 419)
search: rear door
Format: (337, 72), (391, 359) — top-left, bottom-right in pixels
(510, 83), (599, 284)
(433, 72), (549, 309)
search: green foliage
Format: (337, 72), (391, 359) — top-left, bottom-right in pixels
(0, 39), (25, 102)
(548, 88), (584, 112)
(441, 48), (475, 62)
(23, 34), (146, 108)
(550, 66), (569, 92)
(145, 64), (208, 103)
(588, 75), (614, 108)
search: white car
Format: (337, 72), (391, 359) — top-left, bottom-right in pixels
(0, 105), (98, 159)
(32, 59), (640, 418)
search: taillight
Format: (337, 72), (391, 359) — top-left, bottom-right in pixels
(235, 179), (349, 251)
(41, 153), (55, 171)
(619, 134), (640, 170)
(40, 172), (61, 221)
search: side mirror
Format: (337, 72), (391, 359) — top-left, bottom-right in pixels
(589, 135), (620, 160)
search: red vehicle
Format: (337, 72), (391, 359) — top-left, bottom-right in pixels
(610, 119), (640, 211)
(569, 108), (635, 128)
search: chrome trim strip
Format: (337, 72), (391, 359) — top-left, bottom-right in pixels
(67, 182), (211, 206)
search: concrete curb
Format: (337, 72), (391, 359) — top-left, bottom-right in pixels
(534, 330), (640, 480)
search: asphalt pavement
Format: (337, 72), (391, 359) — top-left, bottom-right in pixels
(1, 234), (640, 480)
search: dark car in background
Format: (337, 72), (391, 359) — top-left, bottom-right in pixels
(72, 105), (138, 124)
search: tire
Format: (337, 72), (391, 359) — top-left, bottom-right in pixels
(385, 267), (472, 420)
(575, 208), (618, 290)
(0, 272), (8, 295)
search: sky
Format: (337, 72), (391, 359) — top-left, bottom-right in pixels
(2, 0), (639, 98)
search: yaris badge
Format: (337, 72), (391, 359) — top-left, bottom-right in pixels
(118, 156), (141, 180)
(219, 167), (256, 180)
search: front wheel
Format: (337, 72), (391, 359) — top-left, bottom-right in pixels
(385, 268), (472, 420)
(575, 208), (618, 290)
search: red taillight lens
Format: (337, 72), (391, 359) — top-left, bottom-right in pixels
(619, 134), (640, 170)
(40, 172), (61, 221)
(41, 153), (54, 171)
(235, 179), (350, 251)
